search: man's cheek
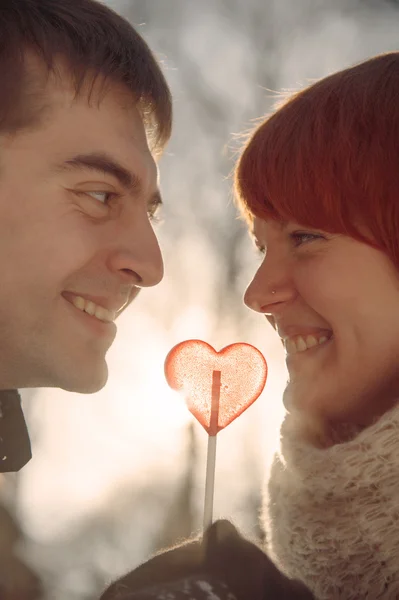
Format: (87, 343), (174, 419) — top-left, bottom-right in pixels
(118, 288), (141, 318)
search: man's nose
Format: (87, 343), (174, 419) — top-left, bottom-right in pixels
(106, 215), (164, 288)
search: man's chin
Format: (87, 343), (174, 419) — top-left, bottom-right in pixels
(69, 372), (108, 394)
(7, 358), (109, 393)
(50, 363), (109, 394)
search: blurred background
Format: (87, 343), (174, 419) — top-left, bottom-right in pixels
(2, 0), (399, 598)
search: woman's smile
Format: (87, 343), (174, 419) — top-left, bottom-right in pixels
(284, 332), (332, 355)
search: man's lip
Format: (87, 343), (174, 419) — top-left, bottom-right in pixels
(63, 299), (117, 339)
(62, 291), (128, 313)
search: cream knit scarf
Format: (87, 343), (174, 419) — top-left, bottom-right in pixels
(263, 404), (399, 600)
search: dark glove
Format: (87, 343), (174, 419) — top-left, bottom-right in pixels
(100, 520), (314, 600)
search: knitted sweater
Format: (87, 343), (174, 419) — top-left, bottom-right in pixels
(264, 404), (399, 599)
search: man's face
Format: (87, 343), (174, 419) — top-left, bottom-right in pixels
(0, 75), (163, 393)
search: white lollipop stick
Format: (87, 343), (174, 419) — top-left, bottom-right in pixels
(203, 369), (221, 531)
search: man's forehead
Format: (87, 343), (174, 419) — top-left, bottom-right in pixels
(23, 53), (139, 120)
(41, 81), (157, 169)
(16, 56), (160, 190)
(13, 52), (157, 161)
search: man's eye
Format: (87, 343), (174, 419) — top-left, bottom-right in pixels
(290, 231), (324, 247)
(86, 191), (115, 204)
(148, 212), (161, 224)
(147, 204), (162, 224)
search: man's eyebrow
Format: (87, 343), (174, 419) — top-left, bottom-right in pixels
(56, 151), (163, 210)
(59, 152), (139, 190)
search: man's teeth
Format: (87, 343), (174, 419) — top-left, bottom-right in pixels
(70, 296), (116, 323)
(285, 334), (330, 355)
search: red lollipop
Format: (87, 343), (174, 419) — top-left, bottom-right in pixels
(165, 340), (267, 529)
(165, 340), (267, 434)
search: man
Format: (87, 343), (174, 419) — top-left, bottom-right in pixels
(0, 0), (171, 472)
(0, 2), (312, 598)
(0, 0), (171, 596)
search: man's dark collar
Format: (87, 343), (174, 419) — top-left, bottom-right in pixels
(0, 390), (32, 472)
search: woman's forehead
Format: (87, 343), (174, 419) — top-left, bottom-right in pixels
(252, 218), (289, 238)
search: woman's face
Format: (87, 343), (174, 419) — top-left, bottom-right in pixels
(244, 218), (399, 428)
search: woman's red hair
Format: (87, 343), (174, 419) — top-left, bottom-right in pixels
(234, 52), (399, 266)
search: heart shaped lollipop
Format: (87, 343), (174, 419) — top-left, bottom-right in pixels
(165, 340), (267, 435)
(165, 339), (267, 531)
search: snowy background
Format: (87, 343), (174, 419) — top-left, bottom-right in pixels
(3, 1), (399, 598)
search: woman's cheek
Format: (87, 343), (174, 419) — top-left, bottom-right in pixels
(295, 258), (349, 309)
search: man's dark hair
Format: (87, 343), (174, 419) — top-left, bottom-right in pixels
(0, 0), (172, 154)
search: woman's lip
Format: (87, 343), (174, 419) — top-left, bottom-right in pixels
(282, 333), (334, 344)
(285, 336), (334, 362)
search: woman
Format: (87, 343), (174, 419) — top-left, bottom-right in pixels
(101, 52), (399, 600)
(235, 50), (399, 600)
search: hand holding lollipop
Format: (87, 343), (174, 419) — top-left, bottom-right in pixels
(101, 344), (315, 600)
(164, 339), (267, 530)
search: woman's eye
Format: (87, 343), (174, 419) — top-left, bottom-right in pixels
(253, 240), (266, 256)
(290, 231), (324, 247)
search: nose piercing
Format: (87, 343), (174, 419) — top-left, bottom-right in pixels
(271, 290), (276, 294)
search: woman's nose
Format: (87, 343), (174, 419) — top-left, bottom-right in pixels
(244, 260), (295, 314)
(244, 268), (278, 313)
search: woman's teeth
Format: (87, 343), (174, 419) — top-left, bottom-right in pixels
(284, 334), (330, 355)
(70, 295), (116, 323)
